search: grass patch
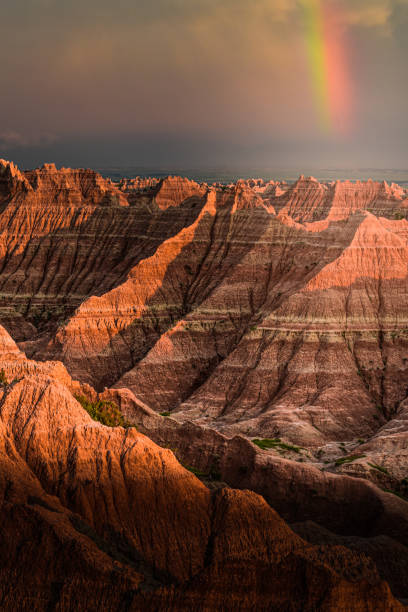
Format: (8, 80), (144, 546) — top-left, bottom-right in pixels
(0, 369), (9, 386)
(368, 462), (389, 475)
(335, 454), (366, 466)
(75, 395), (134, 428)
(182, 464), (208, 478)
(179, 456), (221, 482)
(252, 438), (301, 453)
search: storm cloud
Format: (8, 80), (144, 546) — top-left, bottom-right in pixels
(1, 0), (407, 171)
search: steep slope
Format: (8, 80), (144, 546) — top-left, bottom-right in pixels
(1, 162), (408, 606)
(0, 162), (407, 453)
(268, 175), (406, 223)
(0, 162), (208, 340)
(41, 195), (362, 398)
(32, 185), (282, 388)
(0, 341), (402, 609)
(171, 212), (408, 448)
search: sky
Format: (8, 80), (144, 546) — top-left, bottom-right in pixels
(1, 0), (408, 172)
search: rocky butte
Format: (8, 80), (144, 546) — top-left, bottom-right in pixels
(0, 159), (408, 609)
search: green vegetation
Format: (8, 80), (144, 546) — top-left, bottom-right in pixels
(252, 438), (301, 454)
(180, 458), (221, 482)
(182, 464), (208, 478)
(335, 454), (366, 466)
(75, 395), (134, 428)
(160, 411), (172, 417)
(368, 462), (389, 475)
(0, 369), (8, 386)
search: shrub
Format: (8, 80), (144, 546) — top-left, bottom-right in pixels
(0, 369), (8, 386)
(75, 395), (134, 428)
(160, 411), (171, 417)
(180, 456), (222, 482)
(252, 438), (301, 453)
(335, 454), (366, 466)
(368, 462), (389, 475)
(182, 464), (208, 478)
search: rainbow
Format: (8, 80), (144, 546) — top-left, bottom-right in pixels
(301, 0), (352, 135)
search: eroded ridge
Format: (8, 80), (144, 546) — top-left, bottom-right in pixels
(0, 324), (405, 610)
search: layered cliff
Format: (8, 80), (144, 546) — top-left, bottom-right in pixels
(1, 162), (407, 453)
(0, 328), (403, 609)
(1, 161), (408, 605)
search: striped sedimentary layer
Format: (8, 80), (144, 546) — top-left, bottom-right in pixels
(1, 160), (408, 456)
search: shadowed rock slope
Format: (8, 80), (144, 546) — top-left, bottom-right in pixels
(1, 327), (408, 606)
(0, 333), (403, 609)
(1, 163), (407, 471)
(2, 162), (408, 605)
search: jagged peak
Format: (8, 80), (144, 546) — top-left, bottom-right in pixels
(305, 212), (408, 290)
(39, 162), (58, 173)
(0, 158), (30, 194)
(0, 158), (18, 173)
(0, 325), (25, 361)
(157, 175), (203, 189)
(154, 175), (207, 209)
(231, 179), (265, 211)
(291, 175), (325, 191)
(348, 211), (408, 248)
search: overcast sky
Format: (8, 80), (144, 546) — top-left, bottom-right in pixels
(1, 0), (408, 171)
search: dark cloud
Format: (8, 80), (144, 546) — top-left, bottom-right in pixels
(0, 0), (407, 171)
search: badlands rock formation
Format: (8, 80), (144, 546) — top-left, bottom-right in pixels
(0, 325), (403, 610)
(1, 160), (408, 606)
